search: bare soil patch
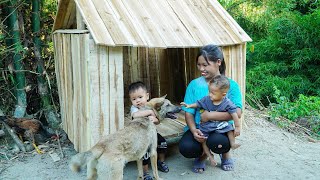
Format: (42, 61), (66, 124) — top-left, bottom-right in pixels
(1, 107), (319, 180)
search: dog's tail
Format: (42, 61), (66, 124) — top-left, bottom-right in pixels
(70, 151), (94, 172)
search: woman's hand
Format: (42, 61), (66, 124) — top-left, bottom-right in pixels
(191, 129), (206, 143)
(200, 110), (210, 123)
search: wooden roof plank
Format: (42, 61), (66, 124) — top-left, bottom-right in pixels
(54, 0), (251, 47)
(109, 0), (146, 46)
(191, 0), (241, 44)
(75, 0), (115, 46)
(121, 0), (167, 48)
(53, 0), (72, 30)
(138, 0), (182, 47)
(64, 2), (76, 28)
(166, 0), (212, 46)
(207, 0), (252, 42)
(143, 0), (199, 47)
(92, 0), (134, 46)
(184, 0), (228, 45)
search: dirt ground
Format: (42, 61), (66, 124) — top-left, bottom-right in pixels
(1, 108), (320, 180)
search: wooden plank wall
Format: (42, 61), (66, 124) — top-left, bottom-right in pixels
(54, 32), (124, 152)
(222, 44), (247, 126)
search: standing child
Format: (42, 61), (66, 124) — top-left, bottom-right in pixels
(129, 81), (169, 180)
(181, 75), (241, 166)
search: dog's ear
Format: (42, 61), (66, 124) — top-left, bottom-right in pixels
(160, 94), (167, 99)
(147, 96), (166, 110)
(154, 94), (167, 110)
(154, 102), (163, 111)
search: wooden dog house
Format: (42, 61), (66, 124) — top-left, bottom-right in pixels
(53, 0), (251, 152)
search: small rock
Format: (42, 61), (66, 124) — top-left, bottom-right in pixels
(11, 145), (20, 153)
(0, 129), (5, 137)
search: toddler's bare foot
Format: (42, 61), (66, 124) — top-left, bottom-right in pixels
(231, 143), (241, 150)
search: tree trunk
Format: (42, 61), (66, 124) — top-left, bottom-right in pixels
(7, 0), (27, 118)
(31, 0), (60, 129)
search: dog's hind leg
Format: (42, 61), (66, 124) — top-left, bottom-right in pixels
(87, 158), (98, 180)
(110, 159), (125, 180)
(136, 159), (143, 180)
(96, 154), (125, 180)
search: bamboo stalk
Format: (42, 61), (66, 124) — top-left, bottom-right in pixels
(1, 122), (26, 152)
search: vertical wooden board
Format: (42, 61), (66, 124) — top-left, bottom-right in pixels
(66, 34), (74, 143)
(98, 45), (110, 136)
(159, 49), (169, 97)
(139, 48), (150, 91)
(81, 34), (91, 152)
(177, 48), (187, 102)
(167, 48), (186, 102)
(143, 48), (153, 91)
(182, 48), (189, 87)
(88, 40), (101, 146)
(126, 47), (139, 108)
(61, 34), (70, 139)
(165, 48), (174, 100)
(167, 48), (175, 100)
(241, 43), (247, 125)
(184, 48), (191, 83)
(56, 33), (66, 135)
(71, 34), (81, 150)
(187, 48), (200, 81)
(129, 47), (139, 82)
(53, 34), (64, 127)
(122, 47), (132, 107)
(61, 34), (67, 136)
(242, 43), (247, 105)
(148, 48), (160, 98)
(221, 46), (227, 76)
(108, 47), (124, 133)
(180, 47), (200, 99)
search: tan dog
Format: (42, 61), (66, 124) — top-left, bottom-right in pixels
(70, 95), (181, 180)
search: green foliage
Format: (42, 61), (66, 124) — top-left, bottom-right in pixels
(246, 5), (320, 107)
(219, 0), (320, 135)
(246, 61), (313, 107)
(0, 0), (58, 115)
(269, 87), (320, 135)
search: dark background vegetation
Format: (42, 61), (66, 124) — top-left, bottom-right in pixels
(0, 0), (319, 136)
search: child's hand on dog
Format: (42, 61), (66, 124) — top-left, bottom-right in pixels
(148, 116), (160, 125)
(180, 102), (191, 108)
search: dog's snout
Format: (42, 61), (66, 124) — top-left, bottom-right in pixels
(177, 106), (182, 112)
(174, 106), (182, 113)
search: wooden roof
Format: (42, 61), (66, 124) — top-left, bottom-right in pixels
(53, 0), (252, 48)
